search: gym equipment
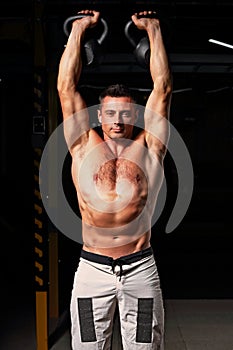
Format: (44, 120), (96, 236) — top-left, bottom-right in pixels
(124, 20), (150, 69)
(63, 14), (108, 67)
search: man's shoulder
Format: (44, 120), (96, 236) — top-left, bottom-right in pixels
(92, 125), (104, 139)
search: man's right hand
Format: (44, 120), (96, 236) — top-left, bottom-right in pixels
(72, 10), (100, 32)
(131, 11), (159, 32)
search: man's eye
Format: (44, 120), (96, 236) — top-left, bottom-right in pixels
(122, 112), (130, 117)
(106, 111), (114, 117)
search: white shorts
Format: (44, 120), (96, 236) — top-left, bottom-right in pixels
(70, 247), (164, 350)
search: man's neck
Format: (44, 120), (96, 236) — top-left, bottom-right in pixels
(104, 138), (132, 157)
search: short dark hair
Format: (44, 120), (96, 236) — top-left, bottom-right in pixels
(99, 84), (136, 103)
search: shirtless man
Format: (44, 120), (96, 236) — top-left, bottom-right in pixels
(57, 9), (172, 350)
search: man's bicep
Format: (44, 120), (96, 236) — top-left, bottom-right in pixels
(59, 91), (87, 120)
(144, 110), (170, 162)
(146, 88), (171, 120)
(145, 133), (168, 164)
(60, 92), (90, 151)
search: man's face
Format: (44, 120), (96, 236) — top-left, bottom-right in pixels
(98, 96), (138, 140)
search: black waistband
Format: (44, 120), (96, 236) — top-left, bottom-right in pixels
(80, 246), (153, 266)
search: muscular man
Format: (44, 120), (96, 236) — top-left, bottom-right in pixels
(57, 9), (172, 350)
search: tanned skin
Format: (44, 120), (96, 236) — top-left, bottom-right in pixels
(57, 10), (172, 259)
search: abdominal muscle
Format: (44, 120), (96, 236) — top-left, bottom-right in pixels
(79, 190), (151, 258)
(83, 231), (151, 259)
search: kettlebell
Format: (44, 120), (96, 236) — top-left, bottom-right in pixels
(124, 20), (150, 69)
(63, 14), (108, 67)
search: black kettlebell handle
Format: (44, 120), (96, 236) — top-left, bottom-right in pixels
(124, 20), (150, 69)
(124, 20), (137, 48)
(63, 14), (108, 45)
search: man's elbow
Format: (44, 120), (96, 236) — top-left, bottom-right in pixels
(161, 78), (173, 97)
(154, 76), (172, 98)
(57, 82), (76, 99)
(57, 75), (76, 95)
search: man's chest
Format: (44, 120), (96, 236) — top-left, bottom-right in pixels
(71, 139), (163, 213)
(94, 158), (145, 187)
(72, 140), (149, 190)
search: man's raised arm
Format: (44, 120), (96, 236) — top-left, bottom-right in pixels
(132, 11), (173, 161)
(57, 10), (100, 120)
(57, 10), (100, 152)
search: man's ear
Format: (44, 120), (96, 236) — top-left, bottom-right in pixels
(97, 109), (102, 123)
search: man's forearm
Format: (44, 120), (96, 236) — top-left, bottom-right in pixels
(147, 24), (172, 97)
(57, 26), (84, 95)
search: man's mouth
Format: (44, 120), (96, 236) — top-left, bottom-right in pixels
(112, 127), (123, 132)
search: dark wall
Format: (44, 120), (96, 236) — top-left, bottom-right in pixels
(153, 81), (233, 298)
(0, 52), (34, 302)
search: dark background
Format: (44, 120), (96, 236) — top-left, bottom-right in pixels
(0, 0), (233, 325)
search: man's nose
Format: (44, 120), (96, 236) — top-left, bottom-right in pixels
(114, 112), (122, 124)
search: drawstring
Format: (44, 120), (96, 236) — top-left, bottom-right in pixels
(110, 258), (126, 281)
